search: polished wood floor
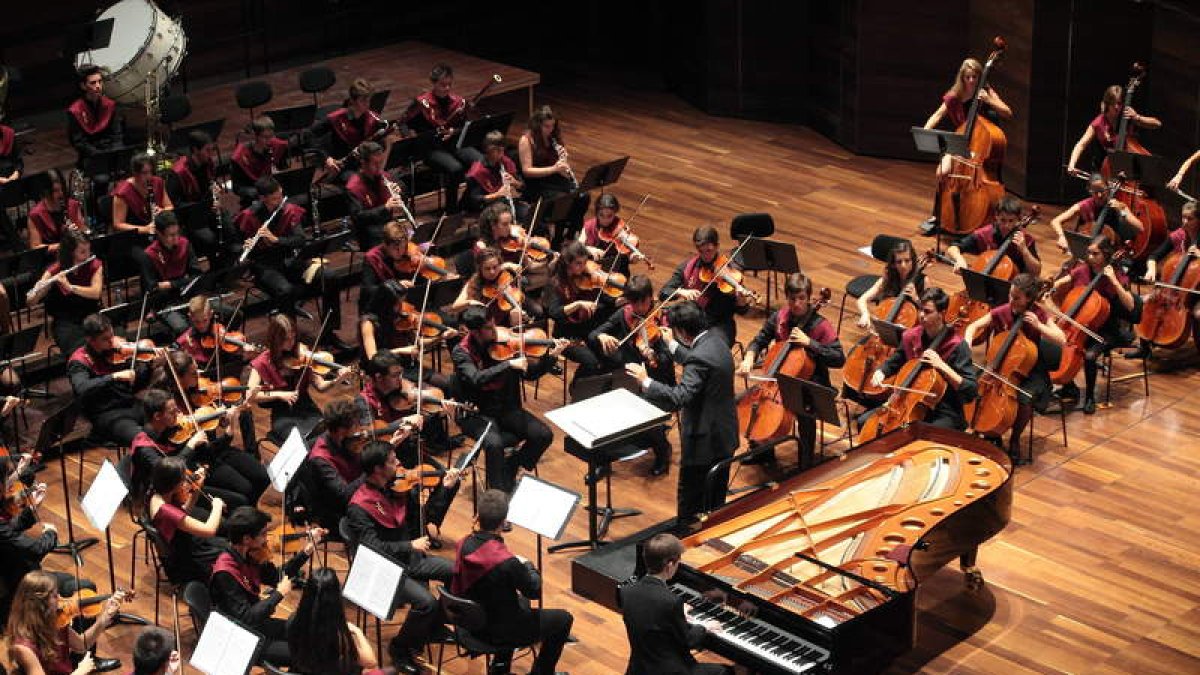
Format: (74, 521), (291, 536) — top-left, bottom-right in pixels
(14, 42), (1200, 674)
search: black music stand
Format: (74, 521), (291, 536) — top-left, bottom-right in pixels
(39, 402), (99, 564)
(738, 238), (801, 311)
(1109, 151), (1170, 190)
(82, 145), (137, 182)
(577, 156), (630, 192)
(264, 104), (317, 138)
(424, 276), (466, 313)
(296, 229), (354, 319)
(166, 119), (226, 156)
(456, 112), (515, 152)
(384, 137), (425, 199)
(274, 166), (317, 199)
(869, 317), (905, 349)
(1063, 231), (1093, 262)
(961, 268), (1011, 307)
(65, 18), (114, 54)
(777, 374), (846, 468)
(540, 191), (577, 231)
(910, 127), (969, 158)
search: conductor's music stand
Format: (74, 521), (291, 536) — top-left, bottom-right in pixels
(777, 374), (849, 466)
(577, 156), (631, 192)
(738, 238), (801, 311)
(38, 401), (99, 564)
(961, 268), (1011, 308)
(910, 127), (969, 158)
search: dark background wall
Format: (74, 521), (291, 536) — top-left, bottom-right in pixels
(3, 0), (1198, 204)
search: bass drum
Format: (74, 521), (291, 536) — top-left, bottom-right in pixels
(74, 0), (187, 105)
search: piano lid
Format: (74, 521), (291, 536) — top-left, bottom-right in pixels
(681, 424), (1012, 628)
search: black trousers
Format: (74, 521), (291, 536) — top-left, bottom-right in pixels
(678, 463), (729, 522)
(252, 263), (343, 332)
(388, 554), (453, 654)
(425, 146), (483, 213)
(459, 409), (553, 493)
(488, 608), (574, 675)
(204, 446), (270, 509)
(90, 406), (144, 446)
(53, 319), (87, 357)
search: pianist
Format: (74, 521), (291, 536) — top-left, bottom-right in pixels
(620, 533), (732, 675)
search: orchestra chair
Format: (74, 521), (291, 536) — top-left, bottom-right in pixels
(1016, 339), (1068, 466)
(836, 234), (910, 335)
(234, 80), (273, 121)
(1102, 350), (1151, 408)
(299, 66), (336, 113)
(435, 585), (538, 674)
(131, 514), (182, 625)
(158, 94), (192, 140)
(730, 212), (776, 297)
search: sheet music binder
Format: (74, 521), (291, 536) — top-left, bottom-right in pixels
(910, 127), (969, 157)
(544, 388), (669, 450)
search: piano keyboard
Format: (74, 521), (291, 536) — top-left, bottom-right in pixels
(672, 583), (831, 674)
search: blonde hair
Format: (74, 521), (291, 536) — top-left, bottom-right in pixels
(948, 58), (983, 100)
(1101, 85), (1123, 114)
(5, 571), (61, 667)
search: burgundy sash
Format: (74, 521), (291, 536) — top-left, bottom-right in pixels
(327, 108), (380, 148)
(364, 245), (399, 282)
(458, 335), (505, 391)
(942, 93), (967, 129)
(29, 200), (84, 243)
(235, 202), (304, 238)
(152, 502), (187, 543)
(349, 483), (407, 529)
(113, 177), (166, 224)
(0, 125), (13, 156)
(232, 138), (288, 182)
(465, 156), (516, 194)
(987, 303), (1047, 343)
(582, 216), (625, 248)
(309, 434), (362, 482)
(145, 237), (191, 280)
(250, 351), (290, 390)
(68, 343), (118, 376)
(681, 255), (715, 309)
(359, 382), (402, 423)
(176, 327), (213, 365)
(171, 156), (208, 201)
(451, 536), (514, 595)
(212, 550), (260, 594)
(901, 325), (963, 361)
(414, 92), (465, 129)
(68, 96), (116, 135)
(1068, 263), (1128, 303)
(346, 172), (390, 209)
(774, 308), (835, 344)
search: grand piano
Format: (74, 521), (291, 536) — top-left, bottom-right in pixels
(571, 423), (1013, 674)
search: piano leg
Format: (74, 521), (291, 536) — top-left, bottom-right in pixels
(959, 547), (985, 591)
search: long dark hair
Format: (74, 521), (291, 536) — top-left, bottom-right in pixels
(553, 240), (589, 294)
(881, 240), (920, 298)
(286, 567), (359, 673)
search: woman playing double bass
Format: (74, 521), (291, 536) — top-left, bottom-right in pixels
(1066, 85), (1161, 176)
(864, 287), (978, 432)
(963, 273), (1065, 459)
(736, 273), (844, 466)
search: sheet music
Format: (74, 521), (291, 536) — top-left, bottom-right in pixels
(266, 427), (308, 493)
(80, 459), (128, 533)
(545, 388), (668, 449)
(507, 475), (581, 540)
(191, 612), (262, 675)
(343, 544), (406, 621)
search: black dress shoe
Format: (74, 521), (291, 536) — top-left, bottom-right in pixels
(291, 304), (315, 321)
(92, 657), (122, 673)
(649, 460), (669, 477)
(1056, 383), (1080, 401)
(392, 655), (420, 675)
(1083, 397), (1097, 415)
(1123, 345), (1151, 360)
(741, 449), (777, 466)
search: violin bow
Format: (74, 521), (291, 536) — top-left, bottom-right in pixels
(291, 310), (334, 400)
(406, 214), (447, 287)
(412, 270), (438, 534)
(596, 193), (650, 261)
(129, 290), (153, 370)
(590, 235), (629, 307)
(514, 198), (540, 276)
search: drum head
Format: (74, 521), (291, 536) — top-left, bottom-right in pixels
(75, 0), (156, 75)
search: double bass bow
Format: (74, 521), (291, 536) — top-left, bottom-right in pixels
(936, 36), (1008, 235)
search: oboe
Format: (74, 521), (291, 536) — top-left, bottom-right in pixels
(498, 162), (517, 216)
(552, 139), (578, 190)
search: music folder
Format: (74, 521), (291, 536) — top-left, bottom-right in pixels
(545, 388), (670, 450)
(80, 459), (128, 533)
(910, 127), (969, 158)
(776, 374), (842, 427)
(191, 612), (265, 675)
(507, 475), (581, 541)
(343, 544), (406, 621)
(961, 268), (1011, 307)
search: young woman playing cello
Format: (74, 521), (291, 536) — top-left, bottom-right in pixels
(963, 273), (1065, 459)
(855, 240), (926, 330)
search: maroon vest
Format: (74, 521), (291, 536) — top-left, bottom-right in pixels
(465, 156), (517, 194)
(68, 343), (118, 376)
(450, 536), (514, 595)
(250, 351), (308, 392)
(0, 125), (13, 156)
(364, 245), (400, 282)
(48, 257), (101, 287)
(682, 255), (722, 309)
(68, 96), (116, 135)
(175, 327), (214, 365)
(1068, 263), (1128, 303)
(349, 482), (407, 529)
(359, 381), (401, 423)
(235, 202), (304, 238)
(774, 307), (835, 344)
(152, 502), (187, 544)
(901, 324), (963, 361)
(29, 199), (84, 244)
(346, 172), (390, 209)
(327, 108), (381, 148)
(986, 303), (1048, 343)
(212, 550), (261, 594)
(171, 155), (210, 202)
(414, 92), (465, 128)
(232, 138), (289, 182)
(113, 177), (166, 225)
(309, 434), (362, 483)
(144, 237), (191, 280)
(942, 93), (967, 128)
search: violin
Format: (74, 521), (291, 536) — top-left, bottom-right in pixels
(575, 260), (628, 299)
(481, 270), (526, 315)
(737, 288), (832, 443)
(936, 36), (1007, 235)
(856, 319), (960, 445)
(385, 384), (476, 416)
(396, 242), (453, 281)
(966, 285), (1050, 437)
(843, 252), (934, 397)
(697, 254), (760, 303)
(3, 478), (43, 519)
(283, 344), (357, 378)
(392, 463), (446, 493)
(57, 588), (134, 629)
(597, 222), (654, 269)
(946, 207), (1040, 325)
(1100, 63), (1167, 262)
(631, 312), (664, 368)
(1049, 254), (1126, 385)
(198, 325), (263, 355)
(500, 226), (553, 262)
(109, 338), (157, 364)
(487, 326), (569, 360)
(168, 406), (228, 444)
(190, 377), (249, 407)
(247, 542), (272, 565)
(1135, 239), (1200, 349)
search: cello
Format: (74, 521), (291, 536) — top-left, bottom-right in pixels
(737, 288), (832, 443)
(965, 286), (1048, 437)
(1101, 63), (1167, 262)
(843, 252), (932, 398)
(1049, 255), (1125, 385)
(936, 37), (1008, 235)
(855, 321), (957, 445)
(1135, 239), (1200, 349)
(947, 207), (1040, 325)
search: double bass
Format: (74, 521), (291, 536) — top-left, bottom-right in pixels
(936, 37), (1008, 235)
(1135, 239), (1200, 349)
(946, 207), (1040, 325)
(856, 322), (957, 445)
(1100, 63), (1167, 262)
(736, 288), (832, 443)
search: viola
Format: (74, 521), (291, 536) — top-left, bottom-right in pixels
(597, 222), (654, 269)
(1100, 63), (1168, 262)
(936, 36), (1008, 235)
(630, 312), (664, 368)
(487, 326), (567, 360)
(1049, 256), (1125, 385)
(575, 260), (628, 299)
(737, 288), (832, 443)
(198, 325), (263, 355)
(500, 226), (553, 262)
(414, 312), (456, 339)
(843, 253), (933, 397)
(696, 254), (760, 303)
(57, 588), (134, 629)
(946, 207), (1040, 325)
(392, 463), (446, 493)
(385, 385), (476, 416)
(109, 338), (157, 364)
(856, 321), (959, 445)
(1135, 242), (1200, 349)
(190, 377), (249, 407)
(481, 270), (525, 315)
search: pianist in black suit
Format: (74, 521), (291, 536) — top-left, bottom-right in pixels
(620, 533), (733, 675)
(626, 301), (739, 524)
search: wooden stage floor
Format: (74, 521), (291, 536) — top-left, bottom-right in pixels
(16, 42), (1200, 675)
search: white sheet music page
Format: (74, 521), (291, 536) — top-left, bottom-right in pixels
(267, 426), (308, 493)
(544, 388), (667, 449)
(80, 459), (128, 533)
(507, 475), (581, 540)
(191, 612), (261, 675)
(343, 544), (406, 621)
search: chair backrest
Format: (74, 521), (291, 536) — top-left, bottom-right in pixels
(159, 94), (192, 126)
(181, 581), (212, 630)
(437, 585), (487, 633)
(298, 66), (335, 95)
(235, 81), (273, 112)
(337, 516), (357, 559)
(730, 212), (774, 240)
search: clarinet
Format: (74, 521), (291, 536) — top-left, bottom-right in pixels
(146, 178), (160, 222)
(383, 174), (417, 237)
(310, 182), (322, 234)
(498, 162), (517, 216)
(552, 139), (578, 190)
(67, 170), (93, 235)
